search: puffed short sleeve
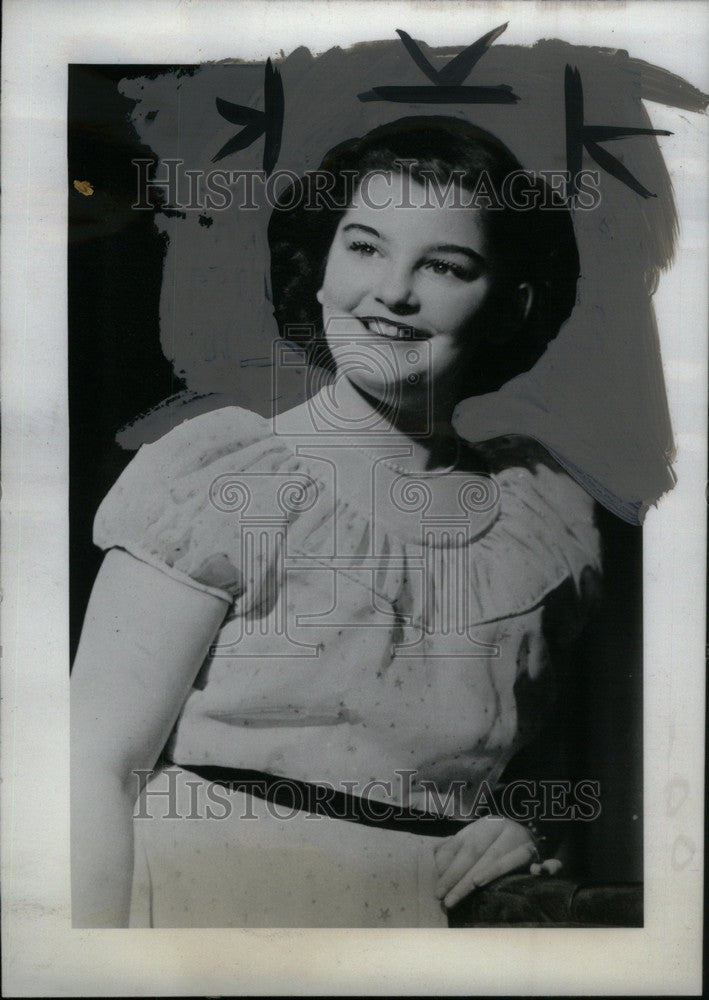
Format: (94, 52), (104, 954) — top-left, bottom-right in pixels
(466, 435), (604, 636)
(93, 406), (287, 604)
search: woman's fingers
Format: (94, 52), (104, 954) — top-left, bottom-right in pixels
(435, 819), (515, 899)
(442, 841), (538, 910)
(466, 841), (538, 890)
(440, 865), (482, 911)
(433, 818), (539, 909)
(436, 833), (513, 902)
(433, 815), (501, 874)
(435, 844), (479, 897)
(432, 835), (460, 874)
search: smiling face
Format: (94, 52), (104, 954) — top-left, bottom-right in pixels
(317, 171), (508, 416)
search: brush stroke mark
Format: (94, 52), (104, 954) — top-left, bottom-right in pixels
(359, 24), (519, 105)
(116, 39), (707, 522)
(213, 58), (284, 175)
(204, 707), (364, 727)
(565, 65), (672, 199)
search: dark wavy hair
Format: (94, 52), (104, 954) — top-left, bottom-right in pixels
(268, 116), (580, 392)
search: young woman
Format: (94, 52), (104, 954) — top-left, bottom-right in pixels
(71, 116), (601, 927)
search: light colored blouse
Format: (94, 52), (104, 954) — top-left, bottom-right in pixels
(94, 390), (602, 816)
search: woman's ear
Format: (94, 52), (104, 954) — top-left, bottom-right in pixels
(486, 282), (535, 345)
(316, 288), (324, 305)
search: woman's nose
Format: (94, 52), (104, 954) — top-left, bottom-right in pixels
(374, 263), (419, 314)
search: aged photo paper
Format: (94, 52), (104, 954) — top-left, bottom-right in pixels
(2, 0), (707, 994)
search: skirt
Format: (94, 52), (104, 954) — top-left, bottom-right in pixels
(129, 767), (451, 928)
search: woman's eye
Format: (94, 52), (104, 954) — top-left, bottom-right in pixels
(424, 258), (473, 280)
(348, 241), (379, 257)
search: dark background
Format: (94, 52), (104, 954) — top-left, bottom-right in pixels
(68, 64), (644, 886)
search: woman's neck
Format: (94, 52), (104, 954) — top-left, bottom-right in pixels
(323, 376), (460, 473)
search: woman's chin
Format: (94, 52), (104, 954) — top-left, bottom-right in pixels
(343, 374), (428, 415)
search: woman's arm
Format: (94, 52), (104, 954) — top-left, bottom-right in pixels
(71, 548), (229, 927)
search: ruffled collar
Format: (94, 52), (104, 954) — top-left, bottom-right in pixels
(268, 387), (501, 548)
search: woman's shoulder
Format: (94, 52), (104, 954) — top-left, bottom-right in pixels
(92, 404), (304, 602)
(465, 434), (602, 624)
(472, 434), (597, 525)
(136, 403), (279, 466)
(470, 433), (567, 478)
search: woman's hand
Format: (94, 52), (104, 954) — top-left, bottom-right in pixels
(433, 816), (541, 910)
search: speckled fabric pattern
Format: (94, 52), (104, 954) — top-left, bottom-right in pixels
(95, 395), (601, 814)
(130, 768), (448, 928)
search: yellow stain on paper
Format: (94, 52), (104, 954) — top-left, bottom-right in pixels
(73, 180), (94, 196)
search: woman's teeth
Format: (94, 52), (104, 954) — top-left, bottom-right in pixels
(362, 318), (415, 339)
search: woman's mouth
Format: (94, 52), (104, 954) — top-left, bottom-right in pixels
(357, 316), (430, 340)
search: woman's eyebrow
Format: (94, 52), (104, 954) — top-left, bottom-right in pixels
(428, 243), (486, 263)
(342, 223), (384, 240)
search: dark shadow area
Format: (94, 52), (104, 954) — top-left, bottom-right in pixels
(496, 503), (643, 888)
(69, 65), (186, 656)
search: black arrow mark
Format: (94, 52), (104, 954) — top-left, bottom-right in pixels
(213, 59), (284, 176)
(358, 24), (518, 104)
(565, 65), (672, 200)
